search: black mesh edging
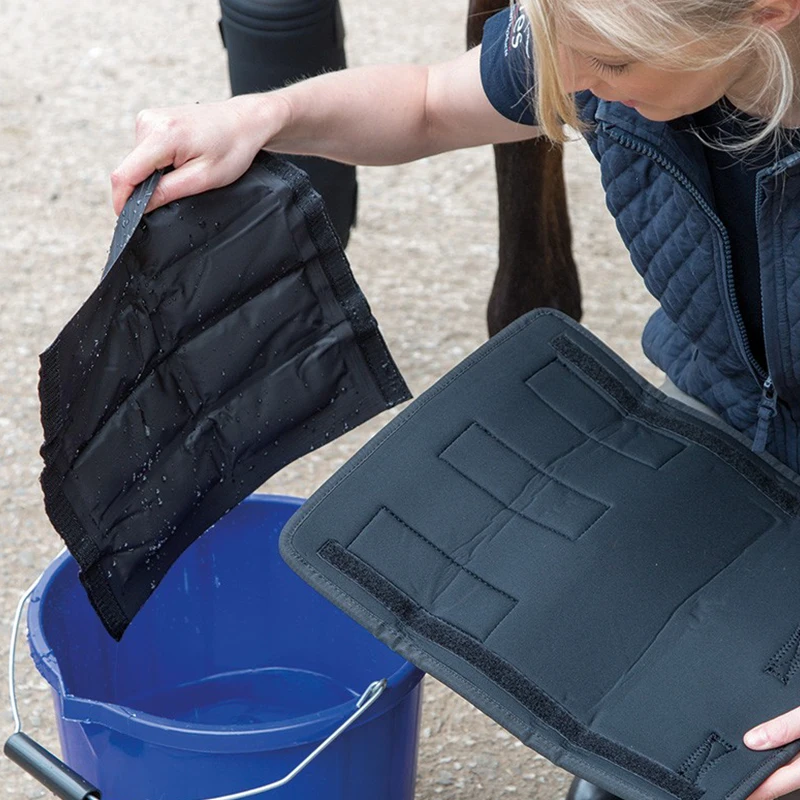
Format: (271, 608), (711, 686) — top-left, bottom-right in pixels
(318, 539), (703, 800)
(79, 561), (130, 641)
(39, 465), (129, 640)
(550, 334), (800, 517)
(38, 346), (64, 457)
(39, 170), (159, 457)
(263, 155), (411, 409)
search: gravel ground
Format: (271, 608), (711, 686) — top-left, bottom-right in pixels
(0, 1), (661, 798)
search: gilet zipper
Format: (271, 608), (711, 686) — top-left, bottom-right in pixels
(751, 168), (782, 452)
(603, 126), (776, 451)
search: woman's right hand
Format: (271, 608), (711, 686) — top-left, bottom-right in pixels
(110, 93), (287, 215)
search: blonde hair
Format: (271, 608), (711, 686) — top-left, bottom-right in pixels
(520, 0), (797, 152)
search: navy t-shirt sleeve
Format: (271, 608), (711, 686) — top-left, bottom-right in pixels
(479, 4), (538, 126)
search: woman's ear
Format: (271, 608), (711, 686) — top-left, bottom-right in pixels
(751, 0), (800, 30)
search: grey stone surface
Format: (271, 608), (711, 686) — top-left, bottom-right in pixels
(0, 0), (660, 798)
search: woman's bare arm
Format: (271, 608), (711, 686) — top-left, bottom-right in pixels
(111, 44), (540, 214)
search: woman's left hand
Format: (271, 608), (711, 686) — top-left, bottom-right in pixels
(744, 705), (800, 800)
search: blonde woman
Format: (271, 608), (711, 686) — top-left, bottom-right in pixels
(112, 1), (800, 798)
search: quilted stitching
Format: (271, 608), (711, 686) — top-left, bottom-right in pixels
(580, 111), (800, 469)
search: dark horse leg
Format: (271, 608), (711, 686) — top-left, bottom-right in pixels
(467, 0), (581, 336)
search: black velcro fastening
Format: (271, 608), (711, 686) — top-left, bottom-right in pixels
(319, 538), (704, 800)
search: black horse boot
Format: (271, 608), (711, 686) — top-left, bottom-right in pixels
(218, 0), (357, 246)
(566, 778), (623, 800)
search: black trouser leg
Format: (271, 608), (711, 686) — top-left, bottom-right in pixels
(218, 0), (357, 246)
(566, 778), (623, 800)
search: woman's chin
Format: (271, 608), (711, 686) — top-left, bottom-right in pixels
(629, 104), (686, 122)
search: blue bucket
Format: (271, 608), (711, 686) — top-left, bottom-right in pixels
(27, 494), (424, 800)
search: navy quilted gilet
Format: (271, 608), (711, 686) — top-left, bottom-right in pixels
(575, 91), (800, 472)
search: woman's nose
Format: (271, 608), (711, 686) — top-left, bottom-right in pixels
(562, 66), (610, 95)
(564, 71), (600, 94)
(558, 54), (597, 93)
(565, 74), (593, 92)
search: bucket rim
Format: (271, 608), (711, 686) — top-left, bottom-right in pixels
(28, 494), (424, 753)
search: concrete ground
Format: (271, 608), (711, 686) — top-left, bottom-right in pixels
(0, 0), (661, 797)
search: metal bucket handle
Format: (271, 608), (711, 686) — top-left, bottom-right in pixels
(4, 565), (387, 800)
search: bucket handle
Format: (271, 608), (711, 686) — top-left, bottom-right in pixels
(5, 565), (388, 800)
(4, 560), (100, 800)
(202, 678), (387, 800)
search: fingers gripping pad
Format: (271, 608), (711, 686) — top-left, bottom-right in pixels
(280, 309), (800, 800)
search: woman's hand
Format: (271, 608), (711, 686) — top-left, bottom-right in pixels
(110, 94), (287, 215)
(109, 49), (540, 217)
(744, 705), (800, 800)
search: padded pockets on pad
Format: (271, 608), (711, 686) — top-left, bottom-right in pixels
(349, 507), (517, 641)
(527, 360), (685, 469)
(440, 423), (609, 541)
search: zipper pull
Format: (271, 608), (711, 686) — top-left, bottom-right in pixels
(752, 376), (777, 453)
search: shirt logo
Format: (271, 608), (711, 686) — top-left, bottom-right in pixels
(505, 4), (531, 59)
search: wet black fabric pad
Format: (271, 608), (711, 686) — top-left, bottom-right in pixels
(39, 153), (409, 641)
(280, 309), (800, 800)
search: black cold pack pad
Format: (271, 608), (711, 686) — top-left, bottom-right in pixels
(280, 308), (800, 800)
(38, 152), (410, 641)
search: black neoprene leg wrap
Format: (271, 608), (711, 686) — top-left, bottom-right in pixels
(218, 0), (357, 246)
